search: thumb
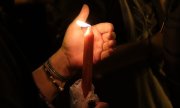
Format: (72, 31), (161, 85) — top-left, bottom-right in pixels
(74, 4), (89, 22)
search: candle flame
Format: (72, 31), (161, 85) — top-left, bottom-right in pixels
(84, 27), (91, 36)
(76, 20), (91, 27)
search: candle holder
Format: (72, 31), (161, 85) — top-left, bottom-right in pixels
(70, 79), (99, 108)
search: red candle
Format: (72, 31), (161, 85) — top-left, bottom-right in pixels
(82, 27), (94, 98)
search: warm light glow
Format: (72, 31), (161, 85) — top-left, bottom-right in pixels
(84, 27), (91, 36)
(76, 20), (91, 27)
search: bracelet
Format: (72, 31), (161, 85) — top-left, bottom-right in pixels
(42, 61), (66, 92)
(46, 59), (70, 82)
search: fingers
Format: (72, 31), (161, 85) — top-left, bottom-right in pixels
(91, 22), (116, 62)
(94, 23), (114, 33)
(101, 49), (114, 60)
(103, 40), (116, 50)
(101, 39), (116, 59)
(102, 31), (116, 58)
(102, 32), (116, 42)
(92, 27), (103, 63)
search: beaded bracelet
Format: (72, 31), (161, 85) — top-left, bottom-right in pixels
(42, 60), (68, 92)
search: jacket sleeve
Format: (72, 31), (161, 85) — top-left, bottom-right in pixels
(163, 0), (180, 107)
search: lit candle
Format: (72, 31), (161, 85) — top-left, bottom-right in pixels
(76, 20), (93, 98)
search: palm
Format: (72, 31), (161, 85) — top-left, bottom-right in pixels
(60, 4), (115, 69)
(61, 22), (84, 68)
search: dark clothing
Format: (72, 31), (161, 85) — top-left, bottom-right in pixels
(0, 2), (48, 108)
(163, 0), (180, 107)
(0, 1), (75, 108)
(88, 0), (166, 108)
(0, 26), (47, 108)
(0, 1), (77, 108)
(12, 3), (57, 69)
(92, 0), (180, 108)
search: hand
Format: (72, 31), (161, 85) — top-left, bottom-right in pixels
(32, 4), (116, 103)
(62, 4), (115, 65)
(52, 4), (116, 77)
(92, 23), (116, 63)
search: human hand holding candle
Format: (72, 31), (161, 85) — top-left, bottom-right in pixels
(58, 4), (116, 78)
(76, 17), (116, 99)
(32, 4), (115, 108)
(63, 4), (115, 108)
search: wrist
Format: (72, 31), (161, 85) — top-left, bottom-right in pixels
(32, 66), (58, 103)
(32, 48), (73, 103)
(50, 48), (72, 78)
(32, 58), (69, 103)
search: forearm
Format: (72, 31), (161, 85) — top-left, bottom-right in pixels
(32, 66), (57, 102)
(32, 49), (70, 103)
(94, 32), (163, 75)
